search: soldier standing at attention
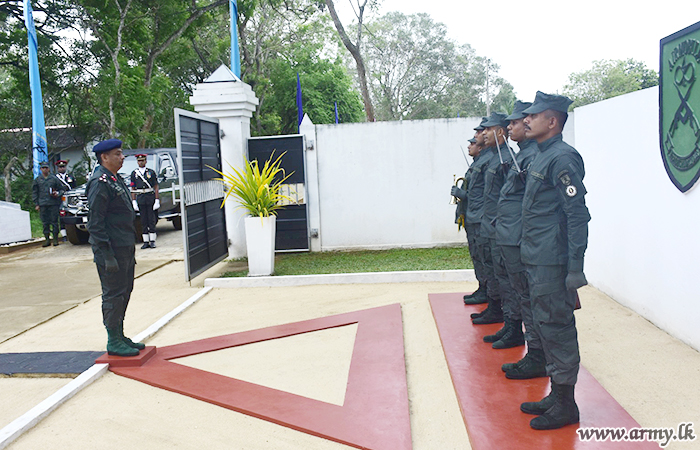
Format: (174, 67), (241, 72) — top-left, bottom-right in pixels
(87, 139), (144, 357)
(130, 154), (160, 249)
(32, 160), (64, 247)
(55, 160), (76, 242)
(518, 92), (590, 430)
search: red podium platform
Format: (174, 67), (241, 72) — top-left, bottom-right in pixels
(429, 292), (658, 449)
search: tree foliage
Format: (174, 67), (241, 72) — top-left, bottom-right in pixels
(563, 58), (658, 109)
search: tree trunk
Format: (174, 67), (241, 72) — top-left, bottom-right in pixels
(324, 0), (375, 122)
(4, 156), (18, 202)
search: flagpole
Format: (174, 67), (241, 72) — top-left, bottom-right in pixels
(296, 73), (303, 132)
(230, 0), (241, 78)
(24, 0), (48, 178)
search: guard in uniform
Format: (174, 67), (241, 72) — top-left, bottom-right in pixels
(518, 92), (590, 430)
(472, 112), (514, 326)
(55, 160), (76, 241)
(130, 154), (160, 249)
(32, 161), (64, 247)
(87, 138), (144, 357)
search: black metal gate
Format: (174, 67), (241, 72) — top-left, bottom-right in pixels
(248, 135), (309, 251)
(174, 108), (228, 281)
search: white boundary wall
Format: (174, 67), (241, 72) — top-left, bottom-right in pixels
(575, 86), (700, 352)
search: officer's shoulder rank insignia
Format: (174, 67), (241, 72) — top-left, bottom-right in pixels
(566, 185), (577, 197)
(99, 174), (108, 183)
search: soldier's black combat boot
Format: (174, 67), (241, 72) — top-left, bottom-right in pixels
(463, 285), (487, 305)
(530, 383), (579, 430)
(493, 319), (525, 349)
(483, 323), (507, 343)
(521, 379), (556, 415)
(506, 347), (547, 379)
(106, 328), (139, 357)
(472, 298), (503, 324)
(470, 305), (489, 319)
(118, 323), (145, 350)
(141, 234), (150, 249)
(52, 233), (60, 246)
(149, 241), (156, 248)
(42, 234), (51, 247)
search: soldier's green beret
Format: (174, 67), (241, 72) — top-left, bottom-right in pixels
(93, 138), (122, 154)
(482, 112), (509, 128)
(474, 117), (488, 131)
(522, 91), (573, 115)
(505, 101), (533, 120)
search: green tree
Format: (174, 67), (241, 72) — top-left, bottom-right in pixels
(563, 58), (658, 109)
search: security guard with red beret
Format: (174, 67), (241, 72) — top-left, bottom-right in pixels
(86, 138), (144, 357)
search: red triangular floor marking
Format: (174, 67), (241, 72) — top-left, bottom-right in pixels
(109, 304), (412, 450)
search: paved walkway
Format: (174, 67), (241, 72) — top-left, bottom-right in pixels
(0, 239), (699, 448)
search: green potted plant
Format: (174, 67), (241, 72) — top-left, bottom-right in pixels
(210, 152), (292, 276)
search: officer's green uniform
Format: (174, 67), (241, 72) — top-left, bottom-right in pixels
(32, 170), (64, 245)
(521, 132), (590, 386)
(86, 164), (137, 330)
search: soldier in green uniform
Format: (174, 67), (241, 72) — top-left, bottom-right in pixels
(518, 92), (590, 430)
(55, 160), (76, 242)
(86, 138), (145, 357)
(32, 160), (64, 247)
(461, 119), (491, 306)
(490, 102), (546, 375)
(472, 112), (514, 326)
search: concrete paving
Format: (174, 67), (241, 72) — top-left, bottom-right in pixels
(0, 226), (699, 449)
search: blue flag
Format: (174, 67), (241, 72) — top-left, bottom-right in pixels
(24, 0), (48, 178)
(229, 1), (241, 78)
(296, 72), (303, 131)
(335, 101), (339, 124)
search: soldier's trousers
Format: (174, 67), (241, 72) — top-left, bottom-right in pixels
(40, 205), (60, 238)
(491, 239), (517, 316)
(95, 245), (136, 329)
(465, 223), (487, 286)
(478, 236), (500, 303)
(137, 193), (157, 234)
(525, 264), (580, 385)
(500, 245), (540, 350)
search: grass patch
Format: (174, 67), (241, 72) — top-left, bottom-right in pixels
(30, 210), (44, 238)
(221, 246), (473, 277)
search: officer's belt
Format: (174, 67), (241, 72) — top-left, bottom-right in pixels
(132, 188), (155, 194)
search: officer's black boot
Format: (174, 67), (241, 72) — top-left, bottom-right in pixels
(106, 327), (139, 357)
(52, 231), (60, 246)
(141, 234), (150, 249)
(521, 379), (556, 415)
(506, 347), (547, 379)
(472, 298), (503, 324)
(470, 305), (489, 319)
(493, 319), (525, 349)
(483, 322), (508, 343)
(118, 323), (145, 350)
(42, 234), (51, 247)
(463, 285), (487, 305)
(530, 383), (579, 430)
(150, 241), (156, 248)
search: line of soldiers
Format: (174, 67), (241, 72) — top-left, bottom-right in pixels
(452, 91), (591, 430)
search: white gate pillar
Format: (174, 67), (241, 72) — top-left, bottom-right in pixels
(189, 65), (259, 258)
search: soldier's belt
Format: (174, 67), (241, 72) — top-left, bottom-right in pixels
(132, 188), (155, 194)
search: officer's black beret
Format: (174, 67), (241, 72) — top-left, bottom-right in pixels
(93, 138), (122, 154)
(474, 117), (489, 131)
(505, 101), (533, 121)
(522, 91), (573, 115)
(482, 112), (509, 128)
(468, 137), (477, 144)
(39, 161), (49, 168)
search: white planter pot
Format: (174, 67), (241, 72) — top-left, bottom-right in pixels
(244, 215), (276, 276)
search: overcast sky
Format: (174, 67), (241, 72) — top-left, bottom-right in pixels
(334, 0), (699, 102)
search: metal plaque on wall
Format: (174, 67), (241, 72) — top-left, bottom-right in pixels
(660, 20), (700, 193)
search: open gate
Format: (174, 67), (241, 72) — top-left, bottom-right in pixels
(248, 135), (309, 251)
(174, 108), (228, 281)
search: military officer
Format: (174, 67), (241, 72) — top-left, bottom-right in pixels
(452, 136), (488, 304)
(130, 154), (160, 249)
(472, 112), (514, 326)
(518, 92), (590, 430)
(32, 160), (64, 247)
(87, 138), (144, 357)
(55, 160), (76, 241)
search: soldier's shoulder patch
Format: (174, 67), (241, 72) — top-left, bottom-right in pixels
(560, 173), (571, 186)
(566, 185), (577, 197)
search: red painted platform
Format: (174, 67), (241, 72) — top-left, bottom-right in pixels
(95, 346), (157, 367)
(108, 304), (412, 450)
(429, 292), (658, 449)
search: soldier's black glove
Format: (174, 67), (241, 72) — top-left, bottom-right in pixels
(105, 256), (120, 273)
(565, 271), (587, 290)
(451, 186), (467, 200)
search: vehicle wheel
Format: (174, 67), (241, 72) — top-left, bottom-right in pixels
(65, 224), (89, 245)
(171, 215), (182, 230)
(134, 216), (143, 243)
